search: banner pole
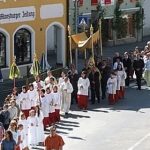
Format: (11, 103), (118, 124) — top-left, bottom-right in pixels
(90, 24), (94, 58)
(68, 25), (72, 64)
(99, 19), (103, 59)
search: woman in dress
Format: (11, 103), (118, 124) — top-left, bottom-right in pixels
(8, 121), (18, 144)
(1, 130), (16, 150)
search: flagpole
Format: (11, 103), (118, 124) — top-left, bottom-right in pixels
(90, 24), (94, 58)
(14, 78), (16, 88)
(68, 25), (73, 64)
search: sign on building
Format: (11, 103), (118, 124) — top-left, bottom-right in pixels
(0, 6), (36, 24)
(78, 15), (89, 27)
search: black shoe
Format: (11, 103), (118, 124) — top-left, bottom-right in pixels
(65, 112), (68, 115)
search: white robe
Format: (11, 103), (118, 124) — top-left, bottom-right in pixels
(27, 116), (38, 145)
(36, 111), (45, 143)
(19, 92), (31, 110)
(107, 77), (117, 94)
(33, 80), (45, 90)
(18, 119), (28, 147)
(45, 76), (57, 85)
(41, 96), (49, 117)
(77, 77), (90, 96)
(116, 74), (121, 90)
(28, 89), (38, 107)
(113, 62), (124, 70)
(52, 92), (61, 110)
(60, 81), (73, 113)
(118, 70), (126, 87)
(45, 93), (55, 113)
(18, 130), (28, 149)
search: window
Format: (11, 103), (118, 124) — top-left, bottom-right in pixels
(0, 32), (6, 68)
(91, 0), (98, 5)
(79, 0), (83, 6)
(14, 28), (32, 65)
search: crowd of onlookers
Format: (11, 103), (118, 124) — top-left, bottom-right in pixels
(1, 41), (150, 149)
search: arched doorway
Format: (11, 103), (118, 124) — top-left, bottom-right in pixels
(0, 32), (6, 68)
(14, 28), (32, 65)
(46, 23), (66, 68)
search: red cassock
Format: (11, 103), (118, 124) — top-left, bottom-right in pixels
(120, 86), (125, 99)
(108, 94), (115, 105)
(77, 95), (88, 109)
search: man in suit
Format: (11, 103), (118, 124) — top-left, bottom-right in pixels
(123, 52), (132, 86)
(133, 54), (144, 90)
(89, 67), (101, 104)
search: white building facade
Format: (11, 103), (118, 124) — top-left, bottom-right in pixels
(69, 0), (144, 46)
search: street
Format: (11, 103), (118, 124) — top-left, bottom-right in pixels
(32, 82), (150, 150)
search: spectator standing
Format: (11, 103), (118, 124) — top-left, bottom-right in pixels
(1, 130), (16, 150)
(133, 54), (144, 90)
(68, 64), (79, 105)
(8, 100), (18, 120)
(113, 52), (122, 64)
(89, 67), (101, 104)
(123, 52), (132, 86)
(44, 126), (65, 150)
(1, 105), (10, 130)
(100, 60), (111, 99)
(144, 53), (150, 86)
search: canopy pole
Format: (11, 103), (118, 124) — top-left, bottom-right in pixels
(99, 19), (103, 59)
(83, 25), (87, 60)
(68, 25), (72, 64)
(90, 25), (94, 58)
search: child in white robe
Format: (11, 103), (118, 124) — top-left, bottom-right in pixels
(33, 75), (45, 90)
(60, 77), (73, 115)
(27, 110), (38, 146)
(52, 85), (61, 123)
(115, 70), (121, 102)
(28, 83), (38, 109)
(40, 89), (50, 129)
(107, 72), (117, 105)
(35, 105), (45, 146)
(117, 64), (126, 99)
(45, 87), (55, 126)
(18, 124), (28, 150)
(18, 113), (28, 146)
(19, 86), (31, 118)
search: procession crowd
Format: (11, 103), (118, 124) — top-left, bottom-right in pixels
(1, 41), (150, 150)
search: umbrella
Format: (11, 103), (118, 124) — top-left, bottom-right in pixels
(30, 53), (41, 77)
(9, 57), (20, 88)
